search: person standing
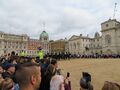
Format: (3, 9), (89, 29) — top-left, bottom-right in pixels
(15, 62), (41, 90)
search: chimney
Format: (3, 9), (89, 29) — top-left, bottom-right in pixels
(80, 34), (82, 37)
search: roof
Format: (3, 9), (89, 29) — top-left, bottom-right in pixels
(0, 31), (29, 37)
(40, 31), (48, 38)
(101, 19), (120, 25)
(69, 35), (92, 41)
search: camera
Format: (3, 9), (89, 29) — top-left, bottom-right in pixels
(67, 72), (70, 77)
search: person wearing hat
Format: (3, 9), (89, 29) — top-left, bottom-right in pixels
(19, 50), (26, 57)
(36, 47), (44, 61)
(80, 72), (93, 90)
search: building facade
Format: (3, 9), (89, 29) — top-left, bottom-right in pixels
(0, 32), (28, 55)
(101, 19), (120, 54)
(68, 19), (120, 55)
(0, 19), (120, 56)
(49, 39), (67, 54)
(0, 30), (49, 56)
(68, 34), (102, 55)
(40, 31), (49, 54)
(68, 35), (92, 55)
(27, 38), (42, 56)
(90, 32), (102, 54)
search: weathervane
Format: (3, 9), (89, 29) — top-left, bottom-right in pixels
(113, 3), (117, 19)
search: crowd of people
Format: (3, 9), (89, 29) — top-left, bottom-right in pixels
(0, 51), (72, 90)
(0, 51), (120, 90)
(44, 53), (120, 60)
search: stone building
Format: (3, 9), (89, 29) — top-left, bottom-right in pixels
(90, 32), (102, 54)
(101, 19), (120, 54)
(0, 32), (28, 55)
(49, 39), (67, 54)
(68, 19), (120, 55)
(0, 19), (120, 56)
(40, 31), (49, 54)
(65, 40), (69, 53)
(68, 34), (92, 55)
(27, 30), (49, 56)
(27, 38), (42, 56)
(68, 34), (102, 55)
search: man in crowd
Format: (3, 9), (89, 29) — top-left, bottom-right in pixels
(2, 63), (16, 79)
(37, 47), (44, 61)
(80, 72), (93, 90)
(42, 59), (58, 90)
(15, 62), (41, 90)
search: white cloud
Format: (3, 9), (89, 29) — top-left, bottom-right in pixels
(0, 0), (120, 40)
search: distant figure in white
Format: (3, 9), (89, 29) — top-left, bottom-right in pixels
(50, 75), (65, 90)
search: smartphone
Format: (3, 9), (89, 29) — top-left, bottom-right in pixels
(67, 72), (70, 77)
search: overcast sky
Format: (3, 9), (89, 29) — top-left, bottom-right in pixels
(0, 0), (120, 40)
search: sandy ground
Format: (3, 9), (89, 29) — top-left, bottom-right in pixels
(58, 59), (120, 90)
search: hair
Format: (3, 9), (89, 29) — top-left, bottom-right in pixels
(0, 64), (3, 68)
(80, 78), (93, 90)
(1, 78), (14, 90)
(102, 81), (120, 90)
(11, 51), (15, 56)
(50, 75), (64, 90)
(0, 78), (4, 90)
(51, 59), (57, 65)
(15, 62), (40, 88)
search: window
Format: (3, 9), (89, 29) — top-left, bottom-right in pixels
(89, 44), (91, 47)
(77, 42), (80, 49)
(97, 39), (99, 42)
(97, 44), (99, 47)
(106, 24), (109, 27)
(83, 44), (84, 47)
(105, 35), (111, 45)
(83, 39), (84, 42)
(74, 43), (76, 49)
(44, 37), (47, 40)
(70, 44), (72, 49)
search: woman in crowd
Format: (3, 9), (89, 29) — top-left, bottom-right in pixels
(102, 81), (120, 90)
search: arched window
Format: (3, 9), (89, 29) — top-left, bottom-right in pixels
(70, 44), (72, 50)
(77, 42), (80, 49)
(105, 35), (111, 45)
(74, 43), (76, 49)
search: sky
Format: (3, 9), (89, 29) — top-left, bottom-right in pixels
(0, 0), (120, 40)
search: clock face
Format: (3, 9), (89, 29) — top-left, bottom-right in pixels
(105, 35), (111, 45)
